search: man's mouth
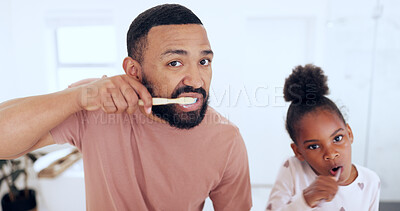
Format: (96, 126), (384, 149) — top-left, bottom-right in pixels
(181, 97), (198, 107)
(176, 93), (203, 111)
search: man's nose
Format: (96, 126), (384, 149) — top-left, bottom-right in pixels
(182, 65), (204, 89)
(323, 147), (339, 160)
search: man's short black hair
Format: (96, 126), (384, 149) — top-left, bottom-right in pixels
(127, 4), (203, 63)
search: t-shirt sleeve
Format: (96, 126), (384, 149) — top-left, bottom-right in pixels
(50, 110), (86, 151)
(209, 131), (252, 211)
(369, 173), (381, 211)
(266, 158), (314, 211)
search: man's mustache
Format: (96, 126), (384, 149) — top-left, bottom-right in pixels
(171, 86), (207, 99)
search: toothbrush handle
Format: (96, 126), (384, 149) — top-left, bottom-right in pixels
(138, 98), (169, 106)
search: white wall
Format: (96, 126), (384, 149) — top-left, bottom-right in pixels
(1, 0), (399, 208)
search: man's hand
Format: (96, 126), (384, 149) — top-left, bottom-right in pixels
(74, 75), (153, 114)
(303, 176), (339, 208)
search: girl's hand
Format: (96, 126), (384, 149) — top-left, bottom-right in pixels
(303, 176), (339, 208)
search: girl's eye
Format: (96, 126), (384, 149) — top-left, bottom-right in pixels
(168, 61), (182, 67)
(333, 135), (343, 143)
(307, 144), (320, 150)
(199, 59), (210, 66)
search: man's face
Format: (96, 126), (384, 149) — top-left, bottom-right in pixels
(139, 24), (213, 129)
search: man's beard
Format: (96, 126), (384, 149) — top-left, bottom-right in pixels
(141, 75), (209, 129)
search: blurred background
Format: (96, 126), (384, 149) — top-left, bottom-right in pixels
(0, 0), (399, 210)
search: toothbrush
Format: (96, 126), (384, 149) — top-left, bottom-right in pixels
(318, 167), (342, 207)
(138, 97), (197, 106)
(334, 167), (342, 182)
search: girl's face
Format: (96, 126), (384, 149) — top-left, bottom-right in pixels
(291, 109), (357, 185)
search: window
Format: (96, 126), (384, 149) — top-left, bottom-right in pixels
(53, 25), (118, 89)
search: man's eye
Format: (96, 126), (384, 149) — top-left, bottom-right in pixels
(168, 61), (182, 67)
(199, 59), (210, 66)
(333, 135), (343, 143)
(307, 144), (319, 150)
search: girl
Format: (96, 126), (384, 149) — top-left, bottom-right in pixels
(266, 64), (380, 210)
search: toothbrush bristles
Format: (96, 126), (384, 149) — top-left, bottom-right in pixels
(180, 97), (197, 105)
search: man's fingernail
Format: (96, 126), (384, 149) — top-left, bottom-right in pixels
(146, 107), (152, 114)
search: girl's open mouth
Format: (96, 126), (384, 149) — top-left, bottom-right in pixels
(330, 166), (342, 176)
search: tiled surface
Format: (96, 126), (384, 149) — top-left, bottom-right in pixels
(379, 202), (400, 211)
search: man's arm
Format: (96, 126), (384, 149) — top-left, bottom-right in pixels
(3, 133), (56, 160)
(0, 88), (82, 159)
(0, 75), (152, 159)
(209, 132), (252, 211)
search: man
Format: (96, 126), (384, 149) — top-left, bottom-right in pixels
(0, 4), (252, 210)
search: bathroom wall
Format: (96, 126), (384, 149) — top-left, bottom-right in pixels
(1, 0), (399, 210)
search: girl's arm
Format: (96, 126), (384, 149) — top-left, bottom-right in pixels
(369, 178), (381, 211)
(266, 158), (314, 211)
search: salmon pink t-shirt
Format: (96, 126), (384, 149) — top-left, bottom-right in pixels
(50, 107), (252, 211)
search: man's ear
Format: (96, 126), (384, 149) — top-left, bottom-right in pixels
(291, 143), (305, 161)
(346, 123), (354, 144)
(123, 57), (141, 80)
